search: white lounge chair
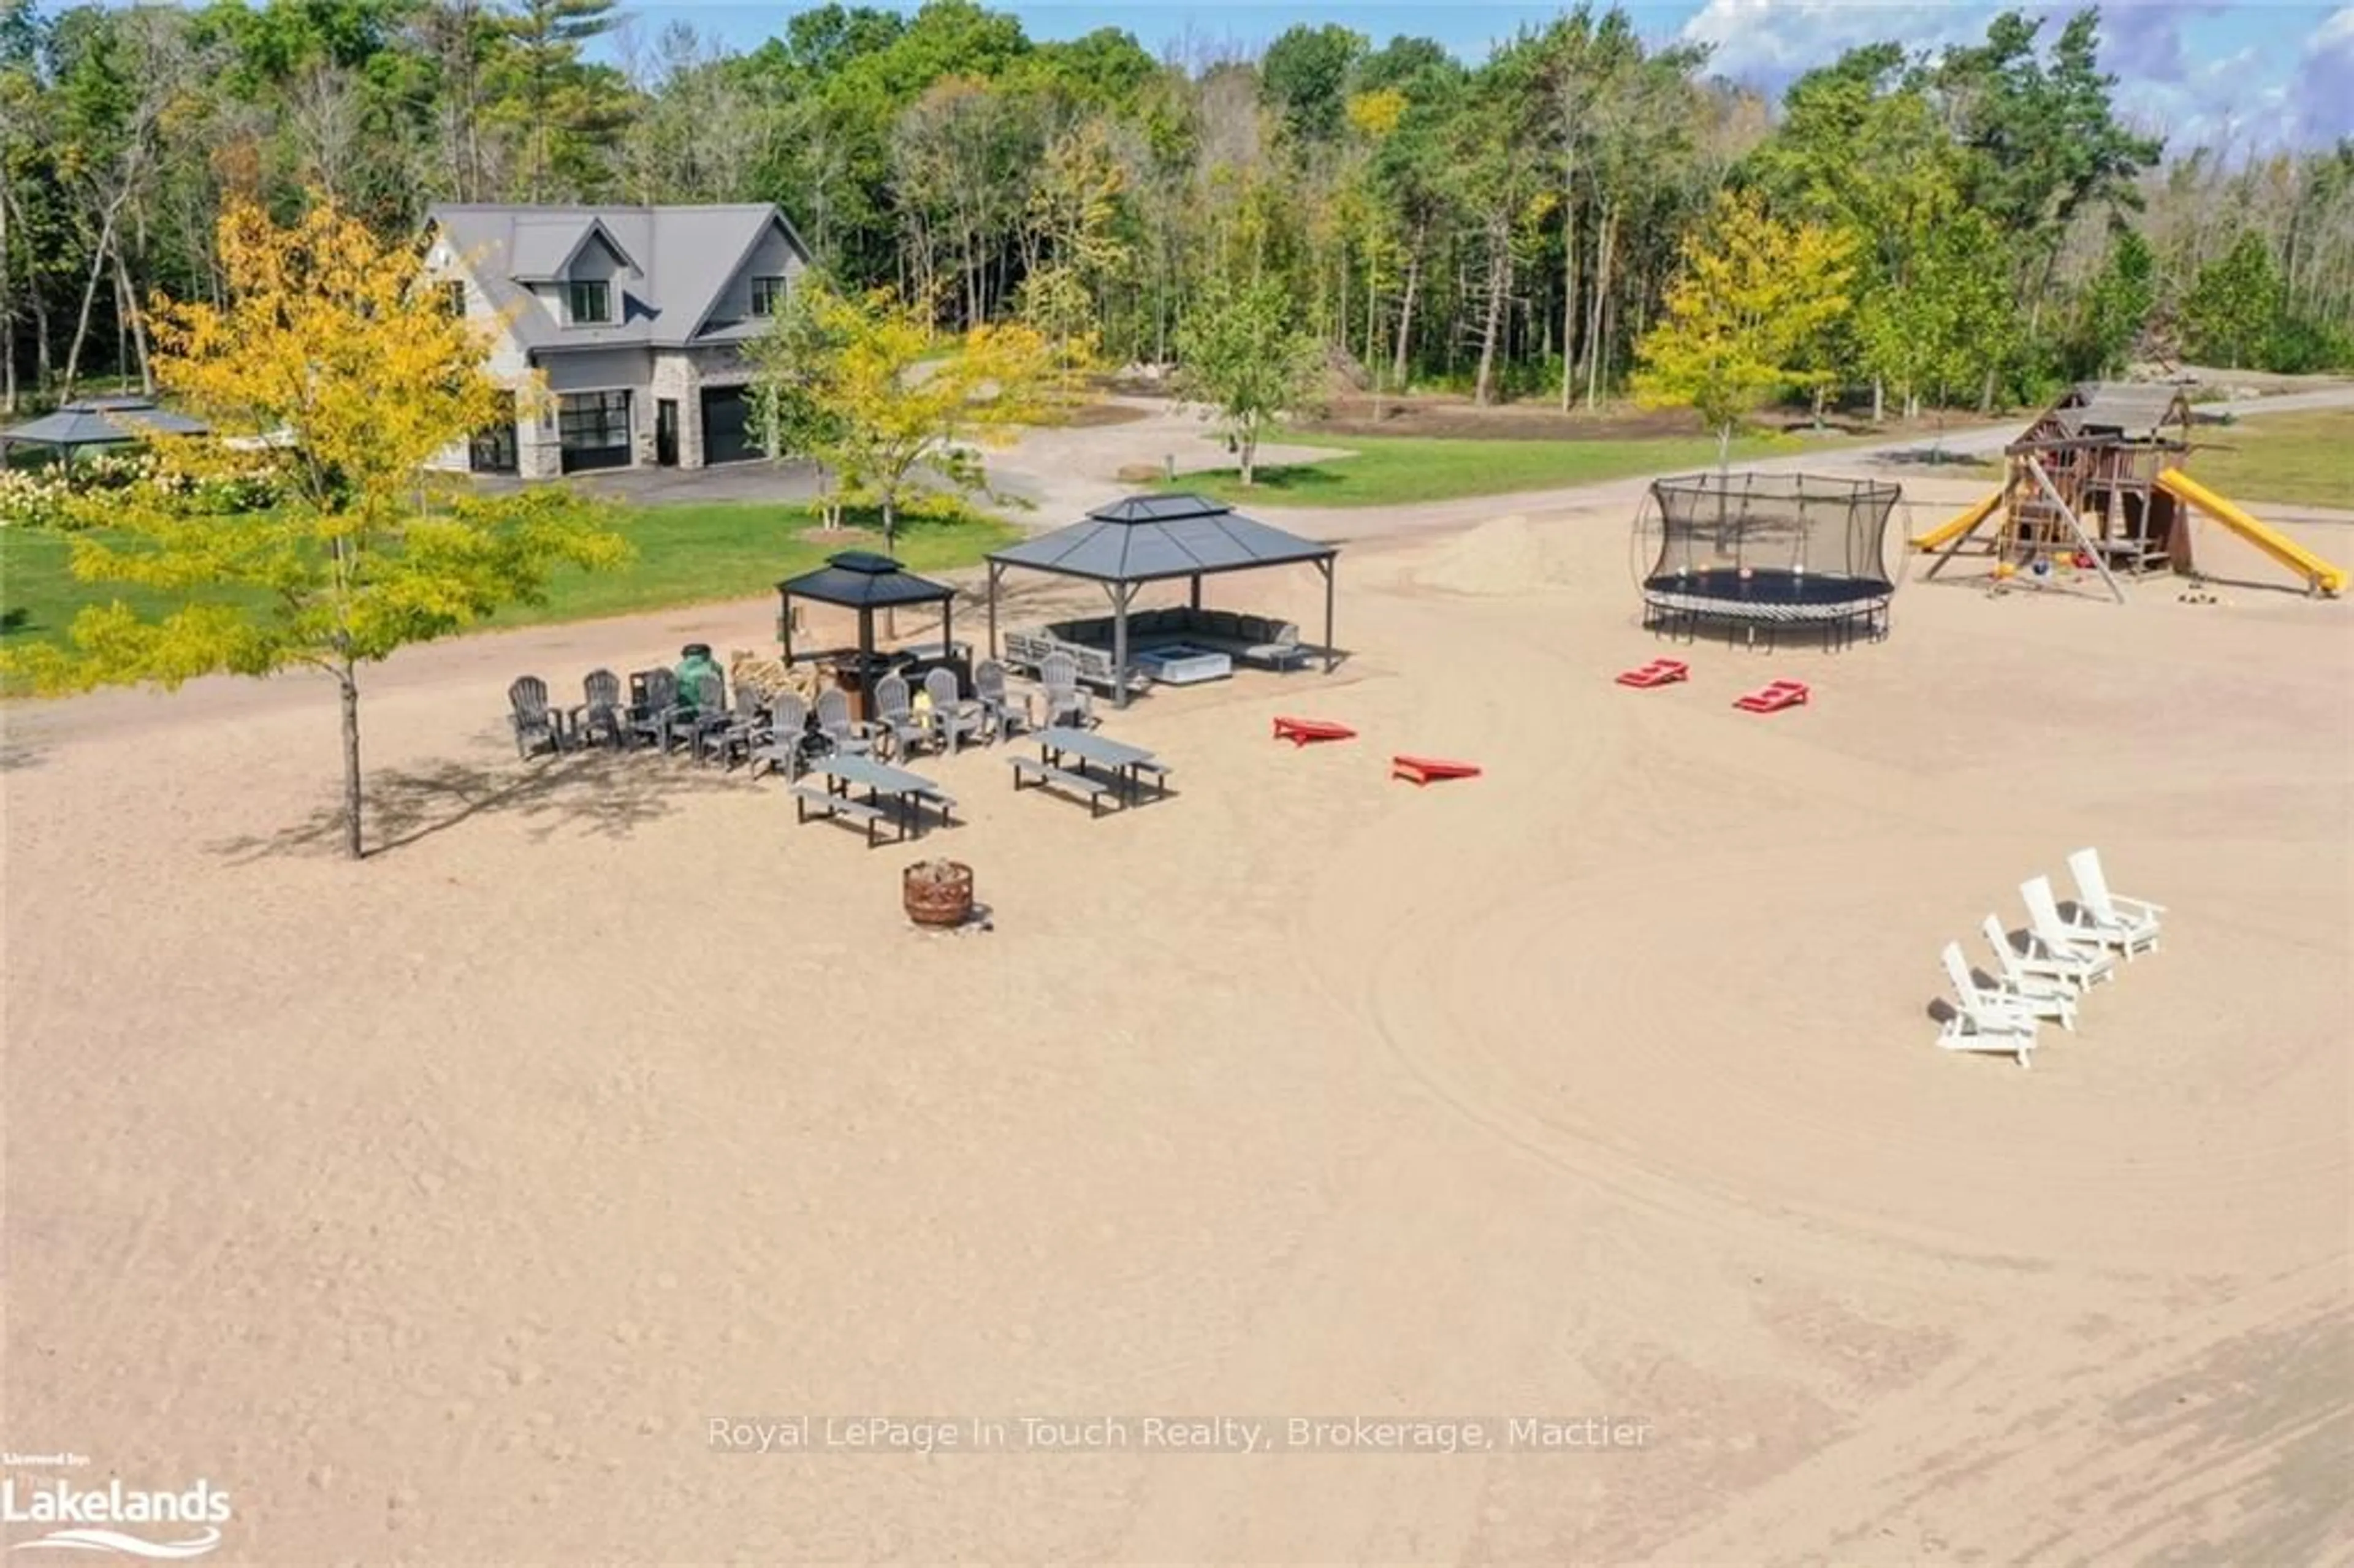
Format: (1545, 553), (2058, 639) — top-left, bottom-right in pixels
(2065, 847), (2163, 961)
(2019, 876), (2119, 991)
(1977, 916), (2078, 1032)
(1937, 942), (2039, 1067)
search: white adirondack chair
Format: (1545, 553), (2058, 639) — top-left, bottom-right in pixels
(1978, 916), (2079, 1032)
(2065, 848), (2163, 961)
(2020, 876), (2119, 990)
(1937, 942), (2040, 1067)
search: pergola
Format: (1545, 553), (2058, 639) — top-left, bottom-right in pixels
(984, 493), (1339, 708)
(0, 397), (208, 463)
(777, 549), (959, 671)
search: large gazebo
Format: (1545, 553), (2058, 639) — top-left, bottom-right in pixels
(0, 396), (208, 463)
(984, 494), (1339, 707)
(777, 550), (962, 716)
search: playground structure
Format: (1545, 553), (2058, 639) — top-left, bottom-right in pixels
(1635, 473), (1903, 649)
(1913, 382), (2344, 599)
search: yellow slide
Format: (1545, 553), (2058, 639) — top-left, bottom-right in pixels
(2156, 468), (2346, 596)
(1911, 489), (2002, 553)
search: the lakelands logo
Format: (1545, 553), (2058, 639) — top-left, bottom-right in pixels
(2, 1477), (230, 1559)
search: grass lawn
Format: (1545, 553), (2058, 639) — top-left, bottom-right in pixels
(2187, 408), (2354, 511)
(0, 503), (1018, 653)
(1157, 429), (1829, 508)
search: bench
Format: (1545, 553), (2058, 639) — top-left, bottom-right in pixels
(790, 782), (898, 845)
(1009, 755), (1111, 817)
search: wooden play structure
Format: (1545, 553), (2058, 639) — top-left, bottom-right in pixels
(1911, 382), (2344, 599)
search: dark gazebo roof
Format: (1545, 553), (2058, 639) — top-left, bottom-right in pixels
(0, 397), (210, 452)
(777, 550), (956, 609)
(986, 494), (1338, 584)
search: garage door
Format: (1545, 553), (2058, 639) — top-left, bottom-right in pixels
(700, 386), (755, 465)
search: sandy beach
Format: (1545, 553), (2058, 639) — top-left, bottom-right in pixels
(3, 463), (2348, 1564)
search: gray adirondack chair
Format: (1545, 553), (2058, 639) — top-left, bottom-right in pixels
(922, 667), (984, 755)
(751, 691), (811, 778)
(864, 673), (926, 760)
(701, 680), (768, 769)
(571, 668), (625, 750)
(813, 686), (873, 756)
(1038, 652), (1095, 729)
(508, 677), (561, 759)
(628, 668), (684, 753)
(973, 658), (1026, 744)
(671, 669), (727, 759)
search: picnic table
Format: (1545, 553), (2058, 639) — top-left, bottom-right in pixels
(791, 753), (957, 846)
(1010, 726), (1170, 815)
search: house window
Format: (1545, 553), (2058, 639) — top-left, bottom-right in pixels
(749, 276), (787, 318)
(441, 280), (467, 318)
(567, 280), (611, 325)
(557, 390), (632, 471)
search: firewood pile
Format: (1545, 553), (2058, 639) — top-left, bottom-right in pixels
(729, 649), (823, 705)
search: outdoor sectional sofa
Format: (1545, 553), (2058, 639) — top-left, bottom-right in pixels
(1013, 607), (1302, 671)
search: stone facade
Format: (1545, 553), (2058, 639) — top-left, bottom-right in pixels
(650, 351), (704, 468)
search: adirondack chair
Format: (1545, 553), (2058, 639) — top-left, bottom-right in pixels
(2019, 875), (2119, 990)
(2064, 848), (2163, 961)
(973, 658), (1027, 744)
(813, 686), (874, 757)
(1038, 652), (1095, 729)
(700, 681), (769, 769)
(1937, 943), (2039, 1067)
(863, 674), (926, 760)
(672, 669), (729, 760)
(570, 668), (625, 750)
(508, 677), (562, 759)
(1978, 915), (2079, 1032)
(922, 668), (985, 755)
(628, 668), (686, 753)
(749, 692), (812, 779)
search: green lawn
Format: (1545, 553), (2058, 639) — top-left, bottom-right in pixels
(1159, 430), (1825, 508)
(2185, 408), (2354, 511)
(0, 502), (1018, 652)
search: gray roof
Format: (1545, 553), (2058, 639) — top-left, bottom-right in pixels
(2047, 382), (2191, 440)
(425, 203), (807, 353)
(1, 397), (209, 449)
(988, 494), (1339, 583)
(779, 551), (956, 610)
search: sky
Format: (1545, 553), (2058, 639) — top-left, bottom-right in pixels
(626, 0), (2354, 150)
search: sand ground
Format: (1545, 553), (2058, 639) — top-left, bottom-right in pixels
(2, 461), (2350, 1566)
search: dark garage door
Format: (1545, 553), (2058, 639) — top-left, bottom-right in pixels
(558, 390), (633, 474)
(700, 386), (755, 465)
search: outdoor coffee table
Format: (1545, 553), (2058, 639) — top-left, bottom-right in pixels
(1132, 643), (1233, 685)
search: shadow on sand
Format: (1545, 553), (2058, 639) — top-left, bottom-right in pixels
(208, 746), (753, 862)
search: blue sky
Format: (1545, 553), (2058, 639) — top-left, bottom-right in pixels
(627, 0), (2354, 148)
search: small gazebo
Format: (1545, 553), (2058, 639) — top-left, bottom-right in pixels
(0, 396), (208, 464)
(777, 550), (961, 717)
(984, 493), (1339, 708)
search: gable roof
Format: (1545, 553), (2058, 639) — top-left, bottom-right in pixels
(2030, 381), (2193, 443)
(988, 494), (1339, 584)
(425, 204), (809, 354)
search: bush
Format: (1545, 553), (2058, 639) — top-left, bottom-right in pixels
(0, 445), (286, 529)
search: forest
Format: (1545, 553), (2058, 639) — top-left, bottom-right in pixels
(4, 0), (2352, 417)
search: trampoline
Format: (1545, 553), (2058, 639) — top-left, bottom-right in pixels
(1634, 472), (1903, 650)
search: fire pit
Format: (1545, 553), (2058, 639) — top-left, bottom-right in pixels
(903, 859), (974, 927)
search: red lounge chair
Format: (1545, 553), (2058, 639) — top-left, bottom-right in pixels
(1392, 755), (1482, 785)
(1732, 680), (1810, 714)
(1273, 717), (1358, 746)
(1614, 658), (1690, 688)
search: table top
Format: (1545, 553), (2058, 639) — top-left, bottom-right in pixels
(1035, 727), (1156, 767)
(809, 753), (943, 796)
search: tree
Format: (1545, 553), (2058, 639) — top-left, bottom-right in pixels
(2069, 226), (2154, 378)
(1858, 208), (2012, 444)
(745, 274), (1048, 555)
(2182, 232), (2284, 370)
(1173, 275), (1323, 485)
(1631, 190), (1856, 467)
(2, 196), (625, 859)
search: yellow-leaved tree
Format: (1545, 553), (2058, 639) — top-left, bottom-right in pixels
(4, 196), (627, 859)
(1632, 190), (1857, 469)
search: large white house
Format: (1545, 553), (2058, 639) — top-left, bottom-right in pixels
(422, 203), (812, 479)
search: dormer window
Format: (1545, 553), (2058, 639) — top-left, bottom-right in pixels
(568, 280), (611, 325)
(441, 281), (467, 318)
(750, 276), (787, 318)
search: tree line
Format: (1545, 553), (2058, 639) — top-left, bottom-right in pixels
(5, 0), (2352, 419)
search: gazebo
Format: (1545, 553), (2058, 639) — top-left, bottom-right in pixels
(777, 550), (961, 719)
(984, 493), (1339, 707)
(0, 396), (208, 463)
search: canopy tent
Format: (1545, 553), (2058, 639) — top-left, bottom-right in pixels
(777, 549), (960, 669)
(984, 494), (1339, 708)
(0, 397), (208, 462)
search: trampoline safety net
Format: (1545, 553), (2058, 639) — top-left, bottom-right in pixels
(1636, 471), (1902, 637)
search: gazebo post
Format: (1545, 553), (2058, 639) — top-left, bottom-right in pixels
(1319, 558), (1336, 674)
(780, 590), (796, 663)
(1111, 580), (1135, 709)
(986, 562), (1000, 659)
(1189, 573), (1202, 612)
